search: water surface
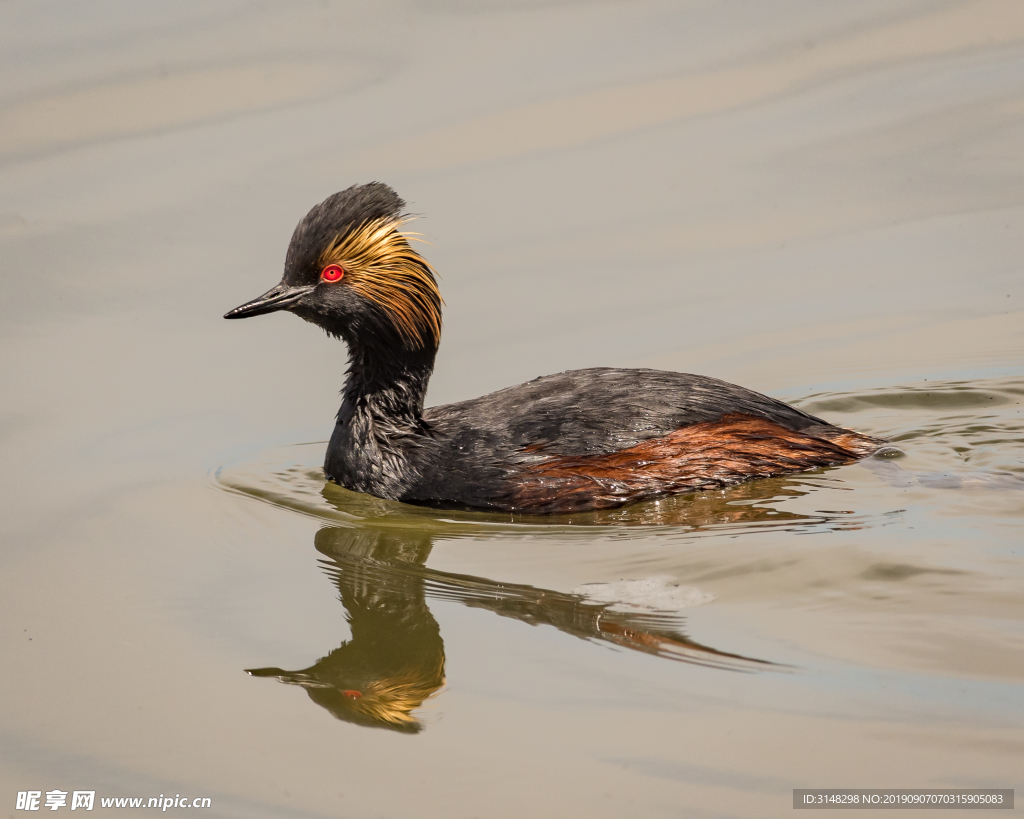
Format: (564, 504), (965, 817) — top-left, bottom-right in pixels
(1, 1), (1022, 816)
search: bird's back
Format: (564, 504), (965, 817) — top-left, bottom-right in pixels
(406, 368), (882, 513)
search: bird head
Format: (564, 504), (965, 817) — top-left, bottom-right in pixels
(224, 183), (442, 352)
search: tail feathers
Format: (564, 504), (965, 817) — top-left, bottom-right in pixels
(802, 424), (889, 458)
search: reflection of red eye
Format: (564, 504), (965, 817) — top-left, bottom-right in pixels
(321, 264), (344, 283)
(342, 690), (362, 700)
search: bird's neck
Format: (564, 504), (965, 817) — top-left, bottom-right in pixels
(339, 341), (436, 432)
(326, 340), (436, 498)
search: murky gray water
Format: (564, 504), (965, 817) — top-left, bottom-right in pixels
(2, 2), (1022, 816)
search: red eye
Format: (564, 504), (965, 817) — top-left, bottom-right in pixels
(321, 264), (344, 283)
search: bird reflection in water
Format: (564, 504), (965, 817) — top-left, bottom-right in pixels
(245, 477), (845, 732)
(249, 525), (443, 733)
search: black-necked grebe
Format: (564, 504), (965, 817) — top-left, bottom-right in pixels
(225, 183), (885, 513)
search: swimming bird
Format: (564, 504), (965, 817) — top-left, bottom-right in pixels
(225, 183), (886, 514)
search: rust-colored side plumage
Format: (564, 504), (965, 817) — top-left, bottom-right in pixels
(510, 414), (885, 513)
(319, 216), (442, 348)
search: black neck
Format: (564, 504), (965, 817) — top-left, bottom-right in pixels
(338, 337), (436, 431)
(325, 323), (439, 497)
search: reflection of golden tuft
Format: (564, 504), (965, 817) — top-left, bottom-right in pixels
(318, 216), (442, 348)
(348, 660), (446, 729)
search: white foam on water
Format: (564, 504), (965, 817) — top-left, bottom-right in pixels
(572, 576), (716, 613)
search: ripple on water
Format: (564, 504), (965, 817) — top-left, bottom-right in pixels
(795, 376), (1024, 477)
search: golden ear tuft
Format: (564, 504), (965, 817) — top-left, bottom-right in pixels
(346, 661), (446, 729)
(319, 217), (442, 348)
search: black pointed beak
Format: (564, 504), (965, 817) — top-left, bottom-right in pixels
(223, 283), (317, 319)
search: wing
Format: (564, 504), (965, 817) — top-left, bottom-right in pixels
(422, 367), (827, 457)
(403, 368), (882, 511)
